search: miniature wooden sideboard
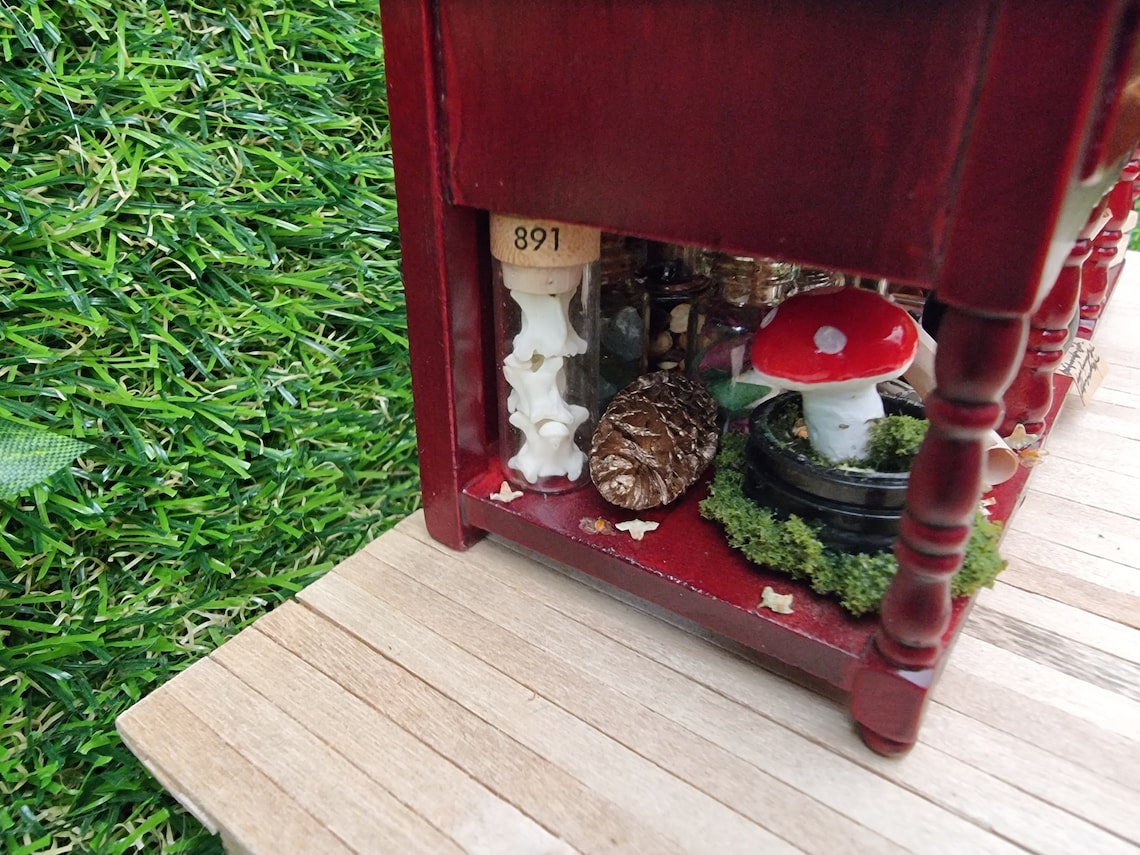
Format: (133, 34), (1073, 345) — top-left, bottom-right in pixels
(380, 0), (1140, 753)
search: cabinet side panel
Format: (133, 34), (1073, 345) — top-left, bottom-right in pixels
(382, 0), (494, 548)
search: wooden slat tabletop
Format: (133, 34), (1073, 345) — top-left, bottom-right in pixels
(118, 268), (1140, 855)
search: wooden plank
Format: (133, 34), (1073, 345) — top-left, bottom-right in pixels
(918, 704), (1140, 846)
(963, 606), (1140, 702)
(332, 547), (904, 855)
(999, 529), (1140, 598)
(469, 523), (1140, 796)
(974, 583), (1140, 663)
(1044, 420), (1140, 479)
(207, 627), (576, 855)
(1055, 394), (1140, 428)
(402, 516), (1140, 781)
(384, 524), (1103, 855)
(116, 686), (354, 855)
(1010, 489), (1140, 571)
(1097, 362), (1140, 396)
(295, 570), (797, 855)
(933, 665), (1140, 792)
(946, 633), (1140, 741)
(365, 534), (1140, 850)
(161, 657), (467, 855)
(996, 552), (1140, 630)
(1090, 384), (1140, 410)
(254, 602), (689, 855)
(1022, 453), (1140, 520)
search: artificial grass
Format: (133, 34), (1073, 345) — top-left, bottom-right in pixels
(1, 2), (416, 852)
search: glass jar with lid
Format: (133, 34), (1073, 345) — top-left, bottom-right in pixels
(690, 253), (799, 429)
(598, 233), (649, 408)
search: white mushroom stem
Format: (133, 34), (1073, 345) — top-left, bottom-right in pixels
(801, 384), (884, 463)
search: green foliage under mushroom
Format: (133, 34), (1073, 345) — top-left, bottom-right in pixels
(699, 434), (1007, 616)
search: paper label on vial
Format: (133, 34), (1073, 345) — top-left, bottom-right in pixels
(490, 214), (600, 268)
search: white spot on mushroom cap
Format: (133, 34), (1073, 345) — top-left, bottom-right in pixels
(813, 325), (847, 355)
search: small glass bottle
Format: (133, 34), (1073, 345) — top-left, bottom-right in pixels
(598, 233), (649, 408)
(642, 247), (711, 373)
(792, 266), (845, 295)
(490, 214), (600, 493)
(690, 253), (798, 428)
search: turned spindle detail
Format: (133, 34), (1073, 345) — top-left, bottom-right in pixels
(1081, 158), (1140, 318)
(853, 307), (1028, 754)
(999, 205), (1104, 436)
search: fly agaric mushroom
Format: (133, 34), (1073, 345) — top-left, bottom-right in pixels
(749, 287), (919, 463)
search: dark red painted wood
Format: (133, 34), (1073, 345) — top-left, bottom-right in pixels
(381, 0), (1140, 755)
(999, 206), (1105, 436)
(1082, 161), (1140, 319)
(461, 466), (972, 693)
(854, 308), (1027, 751)
(438, 1), (993, 284)
(380, 1), (496, 548)
(936, 0), (1140, 315)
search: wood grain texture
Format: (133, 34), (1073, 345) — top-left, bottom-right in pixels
(964, 606), (1140, 701)
(255, 602), (685, 855)
(116, 687), (355, 854)
(399, 535), (1130, 855)
(117, 251), (1140, 851)
(161, 658), (467, 855)
(353, 537), (906, 855)
(395, 523), (1114, 855)
(296, 569), (796, 855)
(117, 499), (1140, 853)
(996, 554), (1140, 629)
(207, 628), (574, 855)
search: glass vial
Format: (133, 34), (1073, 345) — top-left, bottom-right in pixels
(690, 253), (798, 428)
(791, 266), (845, 296)
(490, 214), (600, 493)
(598, 233), (649, 408)
(643, 248), (711, 373)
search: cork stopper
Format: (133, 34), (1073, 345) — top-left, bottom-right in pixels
(490, 214), (600, 268)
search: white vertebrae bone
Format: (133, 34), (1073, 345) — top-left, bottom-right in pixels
(501, 265), (590, 484)
(510, 289), (587, 361)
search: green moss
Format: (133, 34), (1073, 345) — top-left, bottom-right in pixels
(766, 394), (929, 471)
(699, 434), (1006, 616)
(865, 415), (930, 473)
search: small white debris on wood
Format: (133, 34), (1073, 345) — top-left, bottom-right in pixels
(615, 519), (660, 541)
(979, 497), (997, 517)
(1004, 423), (1040, 451)
(490, 481), (524, 503)
(759, 585), (795, 614)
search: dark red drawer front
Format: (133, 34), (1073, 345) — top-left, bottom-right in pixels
(439, 0), (993, 283)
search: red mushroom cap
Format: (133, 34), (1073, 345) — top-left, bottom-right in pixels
(750, 287), (918, 390)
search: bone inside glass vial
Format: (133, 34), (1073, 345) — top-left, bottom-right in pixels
(491, 214), (600, 493)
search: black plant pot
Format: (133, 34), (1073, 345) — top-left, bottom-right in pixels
(743, 392), (924, 554)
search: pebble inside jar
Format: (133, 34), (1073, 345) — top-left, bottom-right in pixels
(490, 214), (600, 493)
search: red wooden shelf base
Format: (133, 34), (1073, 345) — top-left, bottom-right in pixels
(382, 0), (1140, 755)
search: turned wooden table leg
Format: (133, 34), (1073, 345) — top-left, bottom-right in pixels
(1081, 159), (1139, 319)
(999, 206), (1104, 436)
(851, 306), (1028, 755)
